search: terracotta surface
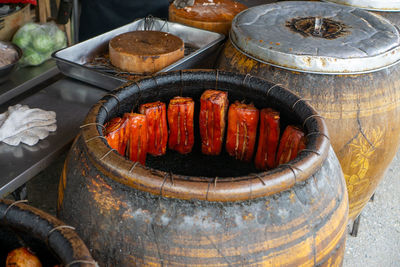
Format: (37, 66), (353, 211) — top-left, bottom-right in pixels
(58, 70), (348, 266)
(218, 41), (400, 221)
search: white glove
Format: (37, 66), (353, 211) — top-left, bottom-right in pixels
(2, 124), (57, 146)
(0, 104), (57, 146)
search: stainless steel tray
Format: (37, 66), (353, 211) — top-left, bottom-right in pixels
(52, 18), (225, 90)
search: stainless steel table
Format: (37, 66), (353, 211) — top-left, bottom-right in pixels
(0, 67), (107, 198)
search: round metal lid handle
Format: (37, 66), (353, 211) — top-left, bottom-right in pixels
(314, 17), (323, 37)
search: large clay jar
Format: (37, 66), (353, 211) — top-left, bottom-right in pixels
(0, 199), (95, 266)
(58, 70), (348, 266)
(217, 1), (400, 221)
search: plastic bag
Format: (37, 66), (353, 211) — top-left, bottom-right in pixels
(12, 22), (67, 66)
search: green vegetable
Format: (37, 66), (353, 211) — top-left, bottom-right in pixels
(12, 22), (68, 66)
(32, 34), (54, 53)
(54, 30), (67, 50)
(22, 48), (44, 66)
(21, 22), (39, 32)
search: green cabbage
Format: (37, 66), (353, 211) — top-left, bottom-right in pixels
(32, 34), (54, 53)
(21, 48), (44, 66)
(12, 22), (67, 66)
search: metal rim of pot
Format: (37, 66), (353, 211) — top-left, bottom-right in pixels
(321, 0), (400, 11)
(0, 199), (96, 266)
(229, 1), (400, 75)
(80, 69), (330, 202)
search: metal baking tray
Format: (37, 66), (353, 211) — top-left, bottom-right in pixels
(52, 18), (225, 90)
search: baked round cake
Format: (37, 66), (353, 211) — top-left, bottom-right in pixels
(109, 30), (184, 74)
(169, 0), (247, 35)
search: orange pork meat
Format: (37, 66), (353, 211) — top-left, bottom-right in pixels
(199, 90), (228, 155)
(225, 101), (259, 162)
(104, 117), (128, 156)
(276, 125), (306, 166)
(167, 96), (195, 154)
(139, 101), (168, 156)
(255, 108), (280, 170)
(124, 113), (148, 165)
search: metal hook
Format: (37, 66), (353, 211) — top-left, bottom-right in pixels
(152, 76), (159, 88)
(306, 131), (330, 141)
(47, 225), (76, 245)
(280, 163), (298, 183)
(99, 102), (110, 120)
(100, 149), (117, 160)
(65, 260), (98, 267)
(302, 114), (324, 128)
(215, 69), (219, 90)
(205, 181), (211, 201)
(80, 123), (106, 132)
(169, 172), (175, 186)
(291, 98), (311, 110)
(160, 172), (169, 196)
(242, 73), (252, 87)
(132, 81), (143, 112)
(266, 84), (283, 97)
(2, 200), (28, 220)
(299, 149), (321, 156)
(85, 135), (107, 143)
(180, 70), (184, 96)
(214, 177), (219, 188)
(129, 162), (139, 173)
(159, 17), (169, 32)
(105, 93), (121, 113)
(253, 173), (266, 186)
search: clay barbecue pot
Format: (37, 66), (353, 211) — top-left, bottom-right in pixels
(217, 1), (400, 221)
(58, 69), (348, 266)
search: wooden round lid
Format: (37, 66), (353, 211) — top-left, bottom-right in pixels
(109, 31), (184, 74)
(169, 0), (247, 35)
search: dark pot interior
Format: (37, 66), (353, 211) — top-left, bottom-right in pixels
(0, 227), (59, 266)
(98, 70), (309, 178)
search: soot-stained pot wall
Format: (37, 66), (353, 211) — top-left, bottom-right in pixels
(58, 70), (348, 266)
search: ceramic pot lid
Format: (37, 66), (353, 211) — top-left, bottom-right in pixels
(323, 0), (400, 12)
(230, 1), (400, 74)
